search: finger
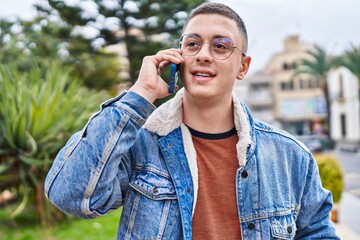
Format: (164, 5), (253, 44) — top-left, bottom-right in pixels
(155, 49), (183, 65)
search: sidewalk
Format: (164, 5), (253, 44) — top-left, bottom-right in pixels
(335, 192), (360, 239)
(335, 223), (360, 239)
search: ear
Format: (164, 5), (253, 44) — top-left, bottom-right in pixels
(236, 56), (251, 80)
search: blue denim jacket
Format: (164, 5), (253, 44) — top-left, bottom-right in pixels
(45, 89), (339, 239)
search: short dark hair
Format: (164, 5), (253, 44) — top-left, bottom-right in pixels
(183, 2), (248, 53)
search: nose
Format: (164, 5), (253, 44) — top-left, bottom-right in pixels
(196, 42), (213, 63)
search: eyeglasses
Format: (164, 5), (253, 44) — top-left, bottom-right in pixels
(178, 34), (246, 60)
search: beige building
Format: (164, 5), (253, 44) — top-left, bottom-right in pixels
(265, 35), (327, 135)
(235, 71), (276, 125)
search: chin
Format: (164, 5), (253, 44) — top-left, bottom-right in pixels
(184, 85), (216, 99)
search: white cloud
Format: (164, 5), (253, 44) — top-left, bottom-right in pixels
(213, 0), (360, 72)
(0, 0), (37, 20)
(0, 0), (359, 74)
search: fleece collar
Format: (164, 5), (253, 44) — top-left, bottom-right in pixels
(143, 88), (252, 215)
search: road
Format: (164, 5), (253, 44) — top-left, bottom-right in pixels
(332, 149), (360, 197)
(330, 148), (360, 237)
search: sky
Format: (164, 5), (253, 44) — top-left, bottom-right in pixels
(1, 0), (359, 74)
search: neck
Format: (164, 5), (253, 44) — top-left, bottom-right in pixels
(183, 93), (234, 133)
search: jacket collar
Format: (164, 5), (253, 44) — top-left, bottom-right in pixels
(143, 88), (253, 165)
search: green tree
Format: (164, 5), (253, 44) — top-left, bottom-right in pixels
(0, 14), (121, 90)
(0, 19), (46, 69)
(338, 44), (360, 82)
(295, 45), (334, 143)
(0, 61), (108, 225)
(42, 0), (206, 83)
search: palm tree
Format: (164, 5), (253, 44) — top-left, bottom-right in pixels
(294, 45), (334, 146)
(337, 44), (360, 84)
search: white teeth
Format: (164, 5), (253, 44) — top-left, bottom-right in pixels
(196, 73), (210, 77)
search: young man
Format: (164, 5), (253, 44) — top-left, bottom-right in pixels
(45, 2), (339, 239)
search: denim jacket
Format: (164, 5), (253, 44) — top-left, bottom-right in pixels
(45, 89), (339, 239)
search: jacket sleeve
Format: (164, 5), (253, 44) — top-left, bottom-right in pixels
(295, 153), (340, 239)
(45, 91), (155, 219)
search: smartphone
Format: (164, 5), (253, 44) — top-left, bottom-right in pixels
(168, 63), (179, 94)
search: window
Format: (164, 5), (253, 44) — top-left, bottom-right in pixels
(310, 77), (320, 89)
(299, 78), (309, 90)
(341, 114), (346, 137)
(281, 81), (293, 91)
(283, 63), (288, 70)
(282, 62), (296, 70)
(339, 74), (344, 99)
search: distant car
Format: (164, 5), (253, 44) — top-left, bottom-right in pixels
(296, 134), (326, 153)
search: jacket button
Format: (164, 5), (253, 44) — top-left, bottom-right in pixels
(241, 170), (248, 178)
(248, 223), (255, 230)
(287, 226), (292, 234)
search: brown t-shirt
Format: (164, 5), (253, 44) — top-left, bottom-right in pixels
(189, 127), (242, 240)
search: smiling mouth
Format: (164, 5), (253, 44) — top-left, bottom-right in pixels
(195, 73), (211, 77)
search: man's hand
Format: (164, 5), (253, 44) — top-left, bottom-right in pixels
(130, 49), (184, 103)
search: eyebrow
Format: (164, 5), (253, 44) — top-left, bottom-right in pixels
(182, 33), (233, 40)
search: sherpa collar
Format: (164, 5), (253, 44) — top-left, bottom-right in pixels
(143, 88), (252, 163)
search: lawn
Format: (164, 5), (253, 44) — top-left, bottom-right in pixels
(0, 205), (122, 240)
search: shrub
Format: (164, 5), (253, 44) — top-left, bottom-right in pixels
(0, 61), (108, 225)
(315, 154), (344, 203)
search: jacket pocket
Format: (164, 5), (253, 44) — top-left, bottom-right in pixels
(270, 214), (297, 239)
(129, 170), (177, 200)
(117, 170), (181, 239)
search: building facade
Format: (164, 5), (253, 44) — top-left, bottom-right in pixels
(265, 35), (327, 135)
(328, 67), (360, 143)
(235, 71), (276, 125)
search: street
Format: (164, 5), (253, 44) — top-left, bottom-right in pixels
(330, 148), (360, 237)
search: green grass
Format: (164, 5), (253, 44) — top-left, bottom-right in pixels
(0, 206), (122, 240)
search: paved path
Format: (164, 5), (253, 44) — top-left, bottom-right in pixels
(336, 223), (360, 240)
(336, 192), (360, 239)
(329, 149), (360, 238)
